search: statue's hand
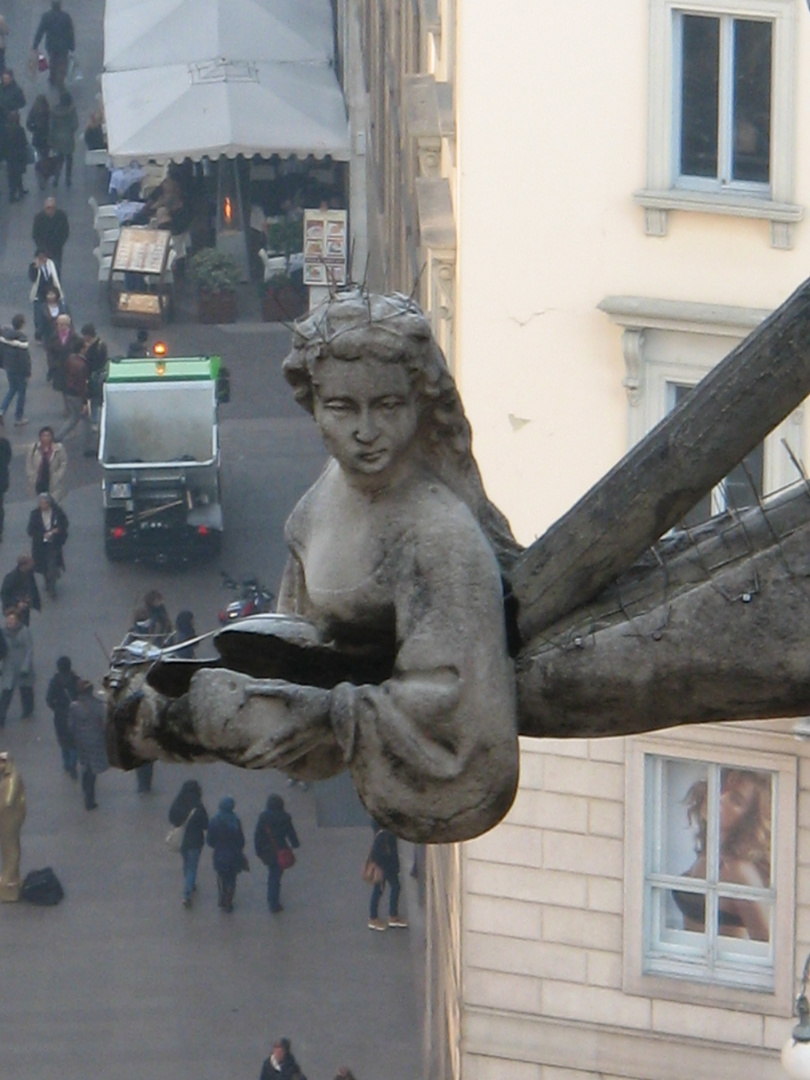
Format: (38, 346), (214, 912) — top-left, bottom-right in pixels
(187, 669), (333, 770)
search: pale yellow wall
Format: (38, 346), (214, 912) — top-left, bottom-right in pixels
(455, 0), (810, 543)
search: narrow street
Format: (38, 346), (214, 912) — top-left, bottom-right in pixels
(0, 3), (424, 1078)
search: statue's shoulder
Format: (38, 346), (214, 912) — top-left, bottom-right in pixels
(405, 477), (497, 564)
(284, 460), (339, 555)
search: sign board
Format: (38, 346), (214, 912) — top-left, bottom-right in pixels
(303, 209), (348, 287)
(112, 227), (170, 275)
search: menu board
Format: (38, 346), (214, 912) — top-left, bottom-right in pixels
(303, 209), (348, 287)
(112, 227), (170, 275)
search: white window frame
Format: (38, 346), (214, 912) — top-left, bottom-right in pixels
(624, 729), (796, 1012)
(598, 294), (805, 503)
(635, 0), (800, 248)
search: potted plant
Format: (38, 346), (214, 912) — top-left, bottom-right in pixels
(261, 217), (307, 322)
(187, 248), (241, 323)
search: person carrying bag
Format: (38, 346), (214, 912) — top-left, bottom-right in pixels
(254, 794), (299, 914)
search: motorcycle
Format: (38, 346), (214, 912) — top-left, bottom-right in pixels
(218, 571), (275, 624)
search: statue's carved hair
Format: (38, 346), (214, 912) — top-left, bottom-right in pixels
(283, 290), (522, 572)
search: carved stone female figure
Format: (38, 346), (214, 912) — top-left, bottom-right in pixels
(0, 752), (26, 901)
(108, 292), (521, 844)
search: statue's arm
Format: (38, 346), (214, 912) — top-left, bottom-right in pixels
(325, 527), (519, 843)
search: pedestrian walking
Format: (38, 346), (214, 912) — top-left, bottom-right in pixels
(67, 679), (107, 810)
(0, 432), (10, 542)
(5, 111), (29, 203)
(165, 609), (196, 657)
(168, 779), (209, 908)
(206, 796), (246, 913)
(26, 426), (68, 504)
(47, 90), (77, 188)
(46, 655), (78, 777)
(0, 314), (32, 427)
(0, 16), (9, 73)
(142, 589), (172, 643)
(367, 824), (408, 931)
(44, 313), (81, 411)
(1, 556), (41, 626)
(254, 794), (299, 914)
(32, 1), (75, 90)
(28, 251), (64, 340)
(259, 1038), (307, 1080)
(126, 328), (149, 358)
(26, 95), (50, 188)
(53, 348), (91, 450)
(80, 323), (107, 444)
(32, 197), (69, 276)
(0, 70), (25, 119)
(0, 609), (34, 725)
(27, 491), (68, 598)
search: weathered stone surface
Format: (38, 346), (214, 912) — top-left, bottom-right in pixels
(517, 481), (810, 735)
(106, 293), (520, 844)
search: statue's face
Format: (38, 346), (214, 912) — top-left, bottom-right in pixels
(312, 357), (418, 483)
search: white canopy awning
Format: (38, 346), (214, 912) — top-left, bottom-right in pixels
(103, 0), (334, 69)
(102, 59), (350, 165)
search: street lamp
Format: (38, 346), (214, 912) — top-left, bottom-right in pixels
(782, 953), (810, 1080)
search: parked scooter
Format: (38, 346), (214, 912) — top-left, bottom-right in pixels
(218, 571), (275, 624)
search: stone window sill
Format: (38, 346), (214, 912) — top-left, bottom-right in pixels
(634, 188), (803, 249)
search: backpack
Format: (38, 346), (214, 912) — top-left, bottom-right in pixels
(21, 866), (65, 905)
(63, 353), (88, 398)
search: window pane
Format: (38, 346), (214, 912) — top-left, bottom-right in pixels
(732, 19), (771, 183)
(681, 14), (720, 178)
(718, 767), (773, 889)
(722, 440), (764, 511)
(661, 759), (709, 879)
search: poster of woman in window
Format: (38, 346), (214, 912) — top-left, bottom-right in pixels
(660, 760), (772, 944)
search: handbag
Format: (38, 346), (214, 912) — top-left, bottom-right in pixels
(165, 808), (194, 852)
(362, 857), (384, 885)
(277, 846), (295, 870)
(37, 53), (48, 72)
(267, 825), (295, 870)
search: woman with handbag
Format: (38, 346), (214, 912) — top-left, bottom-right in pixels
(254, 794), (299, 914)
(168, 779), (208, 908)
(367, 824), (407, 931)
(206, 796), (246, 913)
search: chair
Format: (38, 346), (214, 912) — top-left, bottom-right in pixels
(258, 248), (286, 283)
(93, 247), (112, 282)
(98, 227), (120, 247)
(94, 206), (119, 233)
(96, 235), (118, 258)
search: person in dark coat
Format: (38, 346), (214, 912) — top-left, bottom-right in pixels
(126, 328), (149, 359)
(44, 312), (81, 407)
(80, 323), (107, 439)
(259, 1038), (306, 1080)
(4, 110), (29, 203)
(0, 70), (26, 120)
(0, 433), (10, 541)
(68, 679), (107, 809)
(0, 313), (32, 427)
(254, 794), (300, 914)
(165, 609), (196, 658)
(367, 824), (407, 931)
(1, 556), (41, 626)
(32, 1), (75, 90)
(0, 608), (33, 725)
(26, 95), (50, 187)
(47, 90), (77, 188)
(27, 491), (68, 598)
(32, 196), (69, 275)
(206, 796), (245, 913)
(46, 654), (78, 777)
(168, 779), (209, 907)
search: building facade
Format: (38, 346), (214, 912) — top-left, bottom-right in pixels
(338, 1), (810, 1077)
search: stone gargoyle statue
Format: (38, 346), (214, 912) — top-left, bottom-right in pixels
(105, 280), (810, 844)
